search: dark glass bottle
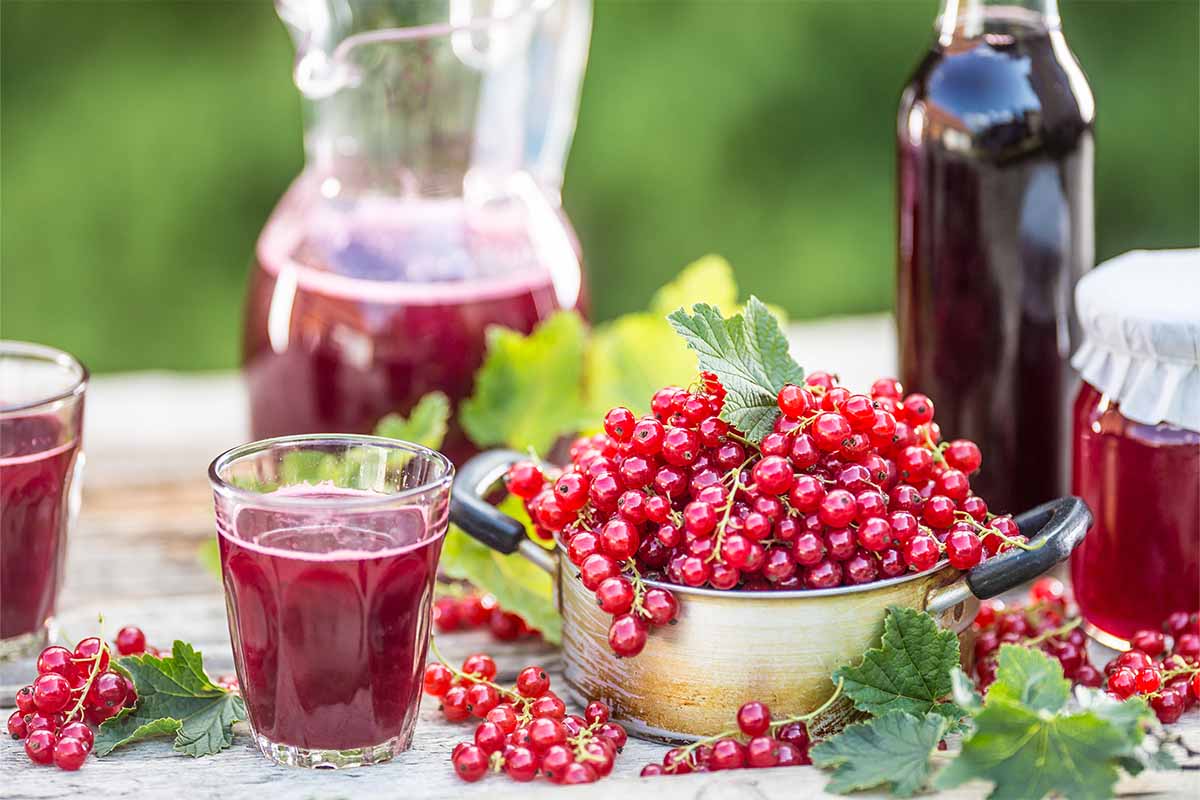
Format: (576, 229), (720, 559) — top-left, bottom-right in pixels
(897, 0), (1094, 514)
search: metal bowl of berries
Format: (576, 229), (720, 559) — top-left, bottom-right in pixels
(451, 446), (1090, 744)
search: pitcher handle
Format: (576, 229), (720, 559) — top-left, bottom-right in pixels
(450, 449), (557, 575)
(927, 496), (1092, 614)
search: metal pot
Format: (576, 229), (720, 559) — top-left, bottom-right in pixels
(450, 450), (1091, 743)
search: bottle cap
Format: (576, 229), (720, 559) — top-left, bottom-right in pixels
(1072, 248), (1200, 431)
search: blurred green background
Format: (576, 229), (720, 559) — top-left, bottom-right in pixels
(2, 1), (1197, 373)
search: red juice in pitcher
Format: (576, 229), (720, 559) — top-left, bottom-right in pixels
(0, 417), (80, 642)
(244, 189), (580, 463)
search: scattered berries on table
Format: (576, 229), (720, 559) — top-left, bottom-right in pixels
(971, 580), (1199, 724)
(423, 647), (626, 784)
(504, 373), (1019, 658)
(8, 626), (150, 770)
(432, 588), (540, 642)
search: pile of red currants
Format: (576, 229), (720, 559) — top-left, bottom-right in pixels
(7, 626), (147, 770)
(433, 590), (538, 642)
(639, 699), (815, 776)
(507, 372), (1018, 656)
(423, 652), (627, 784)
(1102, 611), (1199, 724)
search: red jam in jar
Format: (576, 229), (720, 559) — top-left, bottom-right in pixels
(1069, 383), (1200, 643)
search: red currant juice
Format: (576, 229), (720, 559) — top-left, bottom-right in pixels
(897, 9), (1094, 514)
(0, 415), (81, 641)
(244, 187), (584, 464)
(1069, 385), (1200, 641)
(217, 490), (444, 750)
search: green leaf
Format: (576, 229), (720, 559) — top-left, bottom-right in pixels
(667, 296), (802, 442)
(460, 311), (587, 454)
(985, 643), (1071, 713)
(834, 606), (962, 718)
(197, 539), (220, 581)
(374, 391), (450, 450)
(95, 641), (245, 758)
(649, 254), (738, 317)
(811, 711), (949, 797)
(438, 526), (562, 644)
(950, 666), (984, 714)
(936, 647), (1154, 800)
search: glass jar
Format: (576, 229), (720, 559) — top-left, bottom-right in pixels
(1068, 249), (1200, 647)
(1069, 383), (1199, 644)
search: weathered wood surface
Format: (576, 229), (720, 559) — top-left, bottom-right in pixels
(3, 317), (1199, 797)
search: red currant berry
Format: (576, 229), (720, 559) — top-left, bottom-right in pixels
(1129, 629), (1166, 657)
(1074, 663), (1104, 688)
(961, 495), (988, 521)
(114, 626), (147, 656)
(654, 465), (688, 498)
(465, 682), (500, 717)
(461, 653), (497, 681)
(944, 439), (982, 474)
(503, 744), (538, 781)
(845, 551), (880, 584)
(812, 412), (852, 452)
(777, 384), (815, 417)
(584, 701), (611, 725)
(423, 663), (453, 697)
(32, 673), (71, 714)
(608, 614), (648, 657)
(818, 489), (857, 528)
(1174, 633), (1200, 661)
(553, 472), (590, 512)
(1151, 689), (1186, 724)
(752, 455), (795, 495)
(897, 446), (934, 482)
(945, 530), (983, 570)
(870, 377), (903, 399)
(595, 576), (636, 615)
(841, 394), (876, 431)
(506, 461), (545, 499)
(7, 710), (27, 740)
(561, 761), (598, 785)
(746, 736), (781, 768)
(709, 737), (748, 770)
(530, 692), (567, 720)
(597, 721), (628, 751)
(52, 736), (89, 771)
(903, 535), (941, 572)
(736, 701), (771, 736)
(604, 406), (636, 442)
(600, 519), (640, 560)
(1107, 668), (1137, 699)
(878, 547), (906, 577)
(661, 427), (701, 467)
(452, 743), (489, 782)
(789, 433), (820, 469)
(775, 741), (807, 767)
(527, 716), (567, 752)
(24, 728), (56, 765)
(515, 665), (550, 698)
(642, 588), (679, 626)
(682, 500), (718, 537)
(15, 685), (37, 714)
(579, 554), (619, 590)
(631, 418), (665, 456)
(901, 393), (934, 424)
(36, 646), (77, 681)
(805, 559), (843, 589)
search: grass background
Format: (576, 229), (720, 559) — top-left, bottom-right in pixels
(2, 0), (1197, 373)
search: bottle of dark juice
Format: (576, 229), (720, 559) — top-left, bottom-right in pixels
(896, 0), (1094, 514)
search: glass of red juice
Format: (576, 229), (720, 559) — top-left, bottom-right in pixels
(1, 341), (87, 660)
(209, 434), (453, 768)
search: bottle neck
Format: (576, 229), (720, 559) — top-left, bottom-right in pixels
(937, 0), (1061, 42)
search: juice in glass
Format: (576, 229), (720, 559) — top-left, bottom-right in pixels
(0, 342), (86, 659)
(211, 435), (452, 768)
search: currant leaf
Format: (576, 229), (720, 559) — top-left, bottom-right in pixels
(95, 641), (245, 758)
(810, 711), (948, 797)
(460, 310), (588, 454)
(834, 606), (963, 718)
(936, 646), (1153, 800)
(439, 525), (562, 644)
(374, 391), (451, 450)
(667, 296), (802, 442)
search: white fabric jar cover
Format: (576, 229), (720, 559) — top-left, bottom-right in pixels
(1071, 248), (1200, 431)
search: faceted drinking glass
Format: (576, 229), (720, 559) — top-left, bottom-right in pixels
(0, 341), (87, 661)
(209, 435), (453, 768)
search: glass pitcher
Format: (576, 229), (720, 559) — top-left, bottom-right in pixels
(244, 0), (591, 463)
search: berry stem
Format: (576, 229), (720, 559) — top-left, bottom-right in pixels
(1022, 618), (1082, 647)
(428, 638), (529, 709)
(64, 640), (112, 724)
(953, 512), (1048, 552)
(623, 558), (651, 619)
(768, 677), (845, 732)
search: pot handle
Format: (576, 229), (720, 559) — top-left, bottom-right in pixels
(449, 449), (557, 575)
(926, 496), (1092, 614)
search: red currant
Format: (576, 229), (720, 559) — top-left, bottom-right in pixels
(506, 461), (545, 499)
(608, 614), (648, 657)
(452, 743), (489, 782)
(24, 728), (56, 765)
(114, 626), (147, 656)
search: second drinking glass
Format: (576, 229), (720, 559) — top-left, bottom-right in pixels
(209, 435), (453, 768)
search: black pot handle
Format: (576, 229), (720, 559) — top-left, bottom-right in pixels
(449, 449), (529, 554)
(927, 496), (1091, 613)
(965, 495), (1092, 599)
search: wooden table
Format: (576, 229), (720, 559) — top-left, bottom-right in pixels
(3, 315), (1198, 798)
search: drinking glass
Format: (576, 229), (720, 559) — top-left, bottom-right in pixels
(0, 341), (87, 661)
(209, 435), (453, 768)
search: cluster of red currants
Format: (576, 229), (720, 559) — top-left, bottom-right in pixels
(7, 626), (147, 770)
(507, 372), (1014, 656)
(423, 652), (627, 784)
(640, 700), (814, 776)
(1102, 611), (1199, 724)
(433, 590), (538, 642)
(972, 577), (1104, 692)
